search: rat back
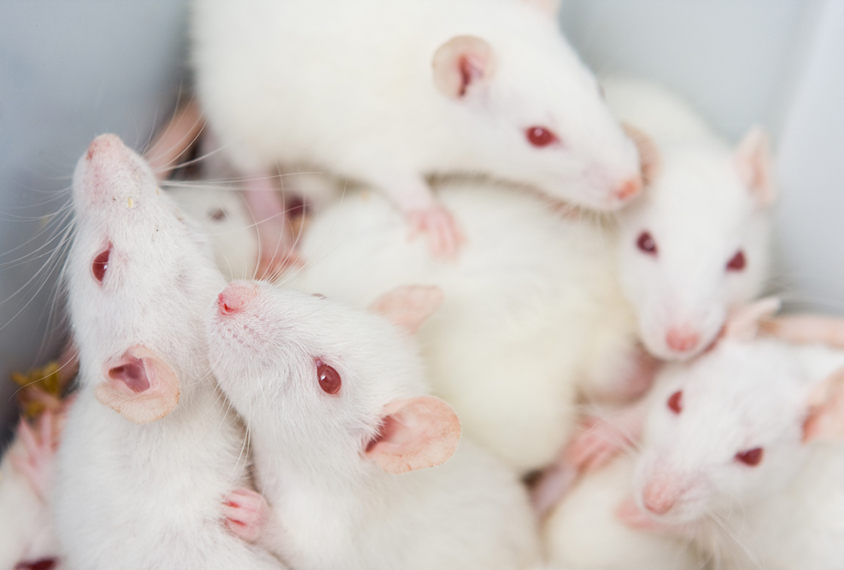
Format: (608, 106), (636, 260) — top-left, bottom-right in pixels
(289, 181), (637, 473)
(192, 0), (639, 210)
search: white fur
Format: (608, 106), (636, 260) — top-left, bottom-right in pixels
(605, 77), (774, 361)
(181, 78), (774, 474)
(0, 436), (61, 569)
(206, 283), (542, 570)
(543, 454), (703, 570)
(191, 0), (640, 214)
(167, 184), (258, 281)
(634, 338), (844, 569)
(288, 183), (637, 473)
(53, 136), (285, 570)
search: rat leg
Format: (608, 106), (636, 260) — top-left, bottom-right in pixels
(10, 412), (58, 503)
(566, 399), (648, 473)
(761, 314), (844, 349)
(223, 488), (271, 544)
(241, 174), (303, 280)
(369, 169), (464, 259)
(529, 457), (579, 518)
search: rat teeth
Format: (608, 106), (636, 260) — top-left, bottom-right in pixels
(127, 197), (135, 209)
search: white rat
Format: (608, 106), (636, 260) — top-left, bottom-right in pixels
(551, 77), (777, 484)
(52, 135), (286, 570)
(624, 310), (844, 570)
(542, 454), (704, 570)
(605, 77), (776, 363)
(205, 281), (542, 570)
(190, 0), (643, 273)
(0, 412), (63, 570)
(285, 81), (775, 474)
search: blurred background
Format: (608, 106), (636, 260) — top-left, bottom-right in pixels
(0, 0), (841, 439)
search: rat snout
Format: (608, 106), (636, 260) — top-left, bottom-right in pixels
(217, 281), (259, 315)
(85, 133), (126, 162)
(642, 477), (683, 516)
(614, 177), (642, 203)
(74, 134), (156, 209)
(665, 327), (700, 354)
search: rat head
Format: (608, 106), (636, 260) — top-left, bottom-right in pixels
(430, 1), (641, 211)
(617, 127), (775, 361)
(207, 281), (460, 477)
(633, 336), (844, 526)
(66, 134), (225, 423)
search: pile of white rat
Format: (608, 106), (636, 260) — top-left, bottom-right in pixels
(4, 1), (844, 569)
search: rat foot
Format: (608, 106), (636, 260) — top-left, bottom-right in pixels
(10, 412), (58, 503)
(406, 204), (464, 259)
(223, 488), (270, 544)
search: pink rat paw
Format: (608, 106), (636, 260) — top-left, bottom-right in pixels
(406, 204), (464, 259)
(10, 411), (59, 503)
(565, 416), (632, 473)
(223, 488), (270, 544)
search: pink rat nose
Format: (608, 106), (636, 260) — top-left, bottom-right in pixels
(217, 283), (258, 315)
(666, 328), (700, 353)
(614, 177), (642, 202)
(85, 133), (126, 161)
(642, 480), (680, 515)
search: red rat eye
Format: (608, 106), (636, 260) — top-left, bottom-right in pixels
(735, 447), (763, 466)
(525, 126), (559, 147)
(726, 250), (746, 272)
(636, 231), (658, 255)
(667, 390), (683, 414)
(316, 359), (341, 395)
(92, 245), (112, 284)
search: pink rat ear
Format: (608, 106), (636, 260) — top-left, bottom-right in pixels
(803, 366), (844, 442)
(622, 123), (661, 187)
(721, 297), (782, 343)
(432, 35), (494, 99)
(365, 396), (461, 474)
(368, 285), (445, 335)
(95, 345), (180, 424)
(734, 126), (776, 209)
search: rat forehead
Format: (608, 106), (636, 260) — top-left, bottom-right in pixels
(662, 341), (807, 428)
(649, 146), (749, 213)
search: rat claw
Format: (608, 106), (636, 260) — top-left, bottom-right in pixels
(223, 488), (270, 544)
(406, 205), (464, 259)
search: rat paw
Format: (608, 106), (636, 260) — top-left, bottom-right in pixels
(406, 205), (464, 259)
(565, 417), (630, 473)
(10, 412), (59, 503)
(223, 488), (270, 544)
